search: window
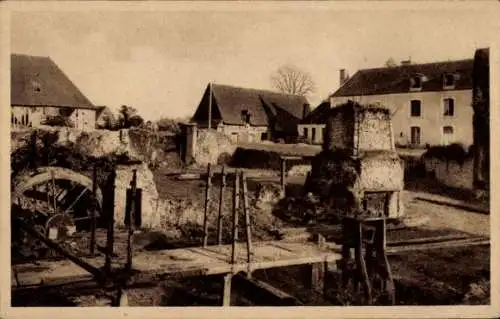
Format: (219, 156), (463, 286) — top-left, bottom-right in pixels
(261, 132), (268, 141)
(443, 74), (456, 88)
(303, 127), (308, 137)
(241, 110), (251, 124)
(410, 100), (421, 117)
(32, 80), (41, 92)
(410, 76), (422, 90)
(410, 126), (421, 145)
(443, 98), (454, 116)
(312, 127), (317, 142)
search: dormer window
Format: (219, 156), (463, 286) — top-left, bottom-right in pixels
(31, 80), (41, 92)
(241, 110), (251, 124)
(443, 73), (456, 89)
(410, 75), (422, 91)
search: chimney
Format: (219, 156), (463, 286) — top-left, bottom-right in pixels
(339, 69), (348, 86)
(302, 103), (310, 119)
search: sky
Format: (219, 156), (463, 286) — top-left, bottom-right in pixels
(10, 3), (498, 121)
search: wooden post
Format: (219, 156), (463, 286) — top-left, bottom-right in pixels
(356, 220), (372, 305)
(217, 166), (226, 245)
(221, 273), (232, 307)
(208, 83), (212, 130)
(311, 234), (326, 294)
(311, 262), (325, 295)
(30, 130), (38, 169)
(241, 172), (253, 266)
(90, 164), (97, 255)
(231, 171), (240, 264)
(105, 167), (116, 275)
(203, 163), (212, 247)
(280, 158), (286, 194)
(126, 169), (137, 273)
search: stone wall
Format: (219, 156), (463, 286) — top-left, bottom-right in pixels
(357, 110), (393, 152)
(324, 110), (353, 150)
(114, 163), (161, 229)
(424, 156), (474, 190)
(193, 129), (237, 166)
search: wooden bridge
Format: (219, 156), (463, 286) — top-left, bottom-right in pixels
(13, 240), (341, 286)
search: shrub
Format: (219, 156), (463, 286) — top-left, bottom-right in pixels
(423, 143), (472, 165)
(42, 115), (74, 128)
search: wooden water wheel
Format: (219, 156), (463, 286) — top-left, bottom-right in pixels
(12, 166), (104, 259)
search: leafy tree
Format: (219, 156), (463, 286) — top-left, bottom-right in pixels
(270, 64), (316, 96)
(117, 105), (144, 128)
(385, 57), (398, 67)
(129, 115), (144, 128)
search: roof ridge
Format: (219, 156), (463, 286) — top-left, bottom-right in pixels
(11, 53), (52, 60)
(357, 58), (474, 73)
(210, 82), (309, 100)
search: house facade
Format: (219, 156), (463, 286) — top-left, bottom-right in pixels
(11, 54), (99, 131)
(297, 100), (330, 144)
(191, 83), (311, 144)
(330, 59), (474, 148)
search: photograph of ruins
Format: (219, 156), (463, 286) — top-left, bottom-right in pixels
(3, 1), (495, 312)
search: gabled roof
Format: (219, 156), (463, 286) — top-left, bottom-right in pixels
(192, 83), (310, 128)
(11, 53), (96, 109)
(331, 59), (474, 98)
(300, 100), (331, 124)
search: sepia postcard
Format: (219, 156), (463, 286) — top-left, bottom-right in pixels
(1, 1), (499, 318)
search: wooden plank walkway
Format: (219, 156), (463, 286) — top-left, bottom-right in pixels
(12, 241), (342, 287)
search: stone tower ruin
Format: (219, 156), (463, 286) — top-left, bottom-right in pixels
(306, 101), (405, 219)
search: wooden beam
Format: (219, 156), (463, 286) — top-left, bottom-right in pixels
(14, 217), (105, 282)
(105, 168), (116, 275)
(241, 172), (253, 265)
(90, 165), (97, 255)
(217, 166), (226, 245)
(126, 169), (138, 273)
(203, 164), (212, 247)
(63, 188), (89, 214)
(221, 273), (232, 307)
(231, 171), (240, 264)
(233, 274), (303, 306)
(280, 158), (286, 193)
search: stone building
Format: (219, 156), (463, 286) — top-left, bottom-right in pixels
(191, 83), (311, 143)
(329, 59), (474, 148)
(297, 100), (330, 144)
(11, 53), (102, 131)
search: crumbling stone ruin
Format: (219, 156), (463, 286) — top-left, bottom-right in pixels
(305, 101), (405, 219)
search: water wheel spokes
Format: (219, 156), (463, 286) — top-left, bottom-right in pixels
(12, 167), (105, 259)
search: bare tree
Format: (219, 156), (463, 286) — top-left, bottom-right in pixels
(271, 64), (316, 96)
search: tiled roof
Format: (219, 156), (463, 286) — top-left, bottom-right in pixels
(331, 59), (474, 97)
(300, 100), (331, 124)
(11, 54), (96, 109)
(192, 83), (310, 130)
